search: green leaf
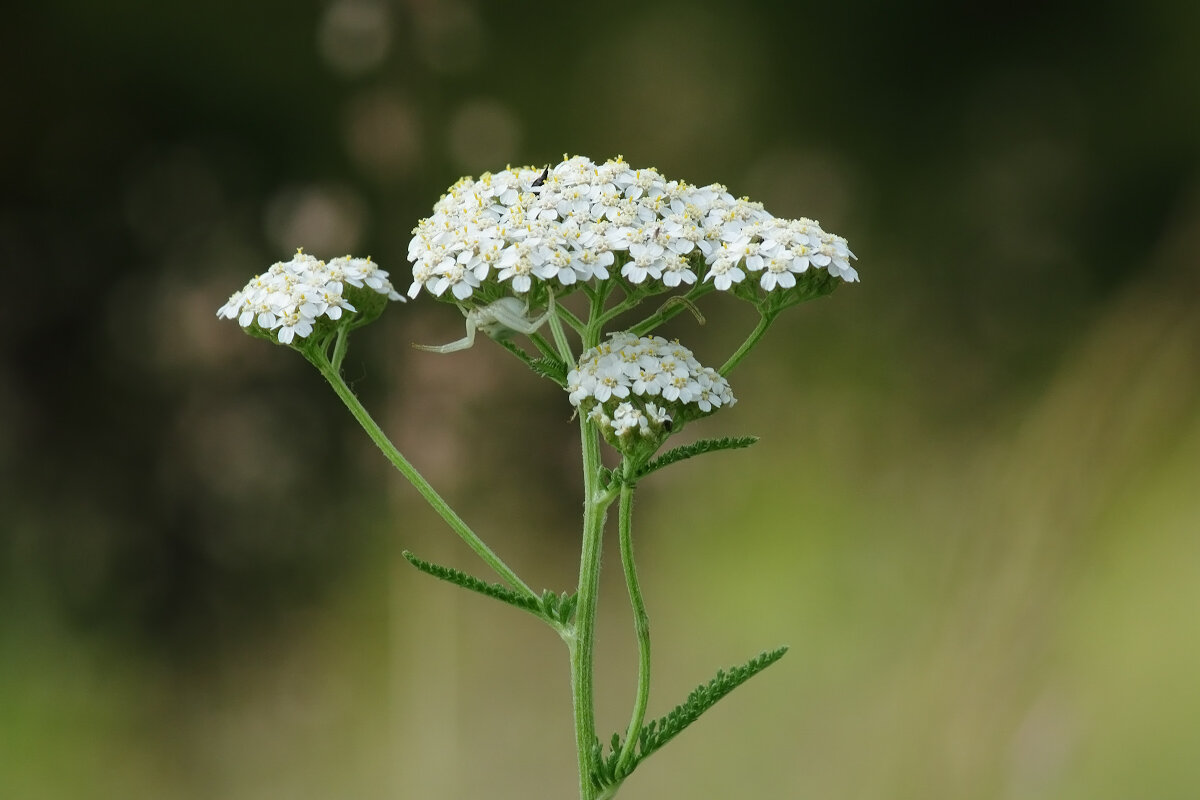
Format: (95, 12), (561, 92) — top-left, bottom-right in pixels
(593, 646), (788, 788)
(402, 551), (541, 615)
(598, 465), (618, 491)
(529, 355), (569, 384)
(640, 646), (788, 756)
(636, 435), (758, 479)
(539, 589), (579, 625)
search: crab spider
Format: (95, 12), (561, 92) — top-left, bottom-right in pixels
(413, 292), (555, 353)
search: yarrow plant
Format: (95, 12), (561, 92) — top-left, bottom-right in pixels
(217, 155), (857, 799)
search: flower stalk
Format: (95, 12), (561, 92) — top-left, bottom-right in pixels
(615, 460), (651, 776)
(309, 345), (539, 602)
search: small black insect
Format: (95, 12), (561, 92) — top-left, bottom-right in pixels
(531, 166), (549, 188)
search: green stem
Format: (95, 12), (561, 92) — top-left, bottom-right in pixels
(569, 414), (611, 800)
(548, 292), (577, 365)
(615, 461), (650, 775)
(563, 288), (618, 800)
(719, 310), (778, 376)
(555, 301), (587, 336)
(308, 348), (538, 602)
(583, 288), (609, 350)
(593, 289), (648, 331)
(329, 328), (349, 372)
(628, 282), (716, 337)
(527, 331), (562, 363)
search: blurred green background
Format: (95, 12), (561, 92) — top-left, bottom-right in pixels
(3, 0), (1199, 797)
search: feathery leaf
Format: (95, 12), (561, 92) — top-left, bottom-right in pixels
(593, 646), (788, 788)
(403, 551), (541, 614)
(636, 436), (758, 479)
(529, 356), (569, 384)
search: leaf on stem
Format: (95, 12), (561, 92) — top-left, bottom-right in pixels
(597, 465), (618, 492)
(528, 355), (569, 384)
(539, 588), (579, 625)
(636, 436), (759, 480)
(402, 551), (542, 614)
(592, 646), (788, 788)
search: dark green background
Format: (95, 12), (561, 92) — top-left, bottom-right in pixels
(3, 1), (1198, 797)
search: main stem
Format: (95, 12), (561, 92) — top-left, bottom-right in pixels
(310, 350), (538, 601)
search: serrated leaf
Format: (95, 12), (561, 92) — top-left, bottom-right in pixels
(559, 593), (578, 624)
(538, 589), (579, 625)
(636, 435), (758, 479)
(640, 647), (788, 757)
(529, 356), (569, 384)
(592, 646), (788, 788)
(403, 551), (541, 614)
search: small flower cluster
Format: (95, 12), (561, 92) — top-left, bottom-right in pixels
(217, 251), (404, 344)
(596, 402), (673, 440)
(407, 156), (857, 303)
(567, 333), (735, 446)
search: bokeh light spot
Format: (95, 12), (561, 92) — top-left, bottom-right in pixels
(343, 91), (423, 182)
(410, 0), (484, 74)
(264, 184), (367, 256)
(317, 0), (392, 77)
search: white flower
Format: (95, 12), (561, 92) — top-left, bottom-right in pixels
(759, 255), (797, 291)
(812, 234), (859, 282)
(703, 254), (747, 291)
(566, 333), (735, 440)
(570, 246), (614, 282)
(277, 310), (313, 345)
(622, 241), (666, 284)
(330, 255), (404, 300)
(659, 252), (697, 287)
(406, 156), (858, 302)
(217, 250), (404, 343)
(644, 402), (671, 426)
(611, 403), (649, 437)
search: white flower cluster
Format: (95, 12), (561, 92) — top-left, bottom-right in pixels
(217, 251), (404, 344)
(407, 155), (857, 301)
(567, 333), (735, 440)
(593, 402), (673, 440)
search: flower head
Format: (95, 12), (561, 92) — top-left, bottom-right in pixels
(407, 156), (857, 306)
(217, 250), (404, 345)
(567, 333), (735, 454)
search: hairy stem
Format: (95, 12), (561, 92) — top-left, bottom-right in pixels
(628, 282), (716, 337)
(615, 461), (650, 775)
(569, 414), (611, 800)
(719, 310), (777, 376)
(308, 349), (538, 601)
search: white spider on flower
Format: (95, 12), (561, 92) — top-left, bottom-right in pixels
(413, 293), (555, 353)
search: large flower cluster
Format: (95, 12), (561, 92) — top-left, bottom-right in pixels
(567, 333), (735, 445)
(217, 251), (404, 344)
(407, 155), (857, 302)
